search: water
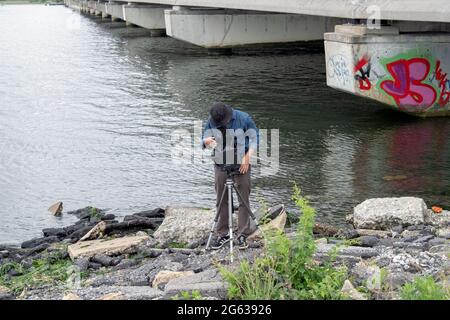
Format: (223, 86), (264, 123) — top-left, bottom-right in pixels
(1, 5), (449, 244)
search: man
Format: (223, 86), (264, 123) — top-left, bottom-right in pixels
(202, 102), (259, 250)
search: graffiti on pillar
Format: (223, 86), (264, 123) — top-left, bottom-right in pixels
(354, 55), (372, 91)
(434, 60), (450, 107)
(380, 57), (437, 111)
(328, 55), (351, 86)
(367, 50), (450, 113)
(328, 46), (450, 114)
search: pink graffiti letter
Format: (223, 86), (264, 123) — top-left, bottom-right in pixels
(381, 58), (437, 110)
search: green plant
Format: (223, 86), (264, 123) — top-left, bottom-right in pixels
(255, 188), (271, 225)
(400, 276), (449, 300)
(0, 262), (24, 277)
(220, 182), (347, 300)
(0, 255), (72, 295)
(172, 290), (204, 300)
(90, 207), (101, 219)
(168, 242), (188, 249)
(285, 210), (299, 226)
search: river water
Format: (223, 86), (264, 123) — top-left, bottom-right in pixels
(0, 5), (449, 244)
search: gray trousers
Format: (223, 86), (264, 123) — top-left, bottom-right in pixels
(214, 165), (254, 237)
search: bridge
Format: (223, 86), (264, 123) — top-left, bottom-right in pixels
(64, 0), (450, 117)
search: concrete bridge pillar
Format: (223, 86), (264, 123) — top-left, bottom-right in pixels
(105, 1), (125, 22)
(94, 1), (102, 16)
(123, 4), (168, 36)
(164, 7), (338, 48)
(87, 0), (95, 15)
(325, 24), (450, 117)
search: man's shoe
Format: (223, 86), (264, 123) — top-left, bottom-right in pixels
(237, 235), (249, 250)
(211, 235), (230, 250)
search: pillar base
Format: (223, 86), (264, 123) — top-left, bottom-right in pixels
(149, 29), (166, 37)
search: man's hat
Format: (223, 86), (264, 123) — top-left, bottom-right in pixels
(210, 102), (233, 127)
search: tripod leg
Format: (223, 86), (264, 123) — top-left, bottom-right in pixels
(206, 185), (228, 250)
(227, 182), (234, 263)
(233, 185), (259, 227)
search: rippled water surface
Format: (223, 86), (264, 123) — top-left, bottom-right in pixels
(1, 5), (449, 244)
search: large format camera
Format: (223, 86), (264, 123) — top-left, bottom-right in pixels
(221, 164), (242, 176)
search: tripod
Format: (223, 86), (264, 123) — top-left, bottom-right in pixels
(205, 168), (260, 263)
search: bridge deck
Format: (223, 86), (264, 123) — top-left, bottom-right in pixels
(124, 0), (449, 23)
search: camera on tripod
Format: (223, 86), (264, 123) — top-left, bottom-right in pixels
(221, 164), (242, 177)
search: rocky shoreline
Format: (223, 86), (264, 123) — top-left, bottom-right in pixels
(0, 197), (449, 300)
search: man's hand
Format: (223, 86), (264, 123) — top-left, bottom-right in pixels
(239, 150), (255, 174)
(203, 137), (217, 148)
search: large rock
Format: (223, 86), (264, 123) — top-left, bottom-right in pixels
(42, 228), (68, 239)
(163, 269), (227, 299)
(435, 227), (450, 239)
(132, 208), (165, 219)
(248, 211), (287, 241)
(21, 236), (60, 249)
(353, 197), (427, 230)
(67, 235), (149, 260)
(153, 207), (215, 248)
(75, 285), (162, 300)
(316, 244), (378, 258)
(0, 286), (14, 301)
(62, 293), (82, 300)
(424, 209), (450, 227)
(341, 280), (367, 300)
(152, 270), (195, 289)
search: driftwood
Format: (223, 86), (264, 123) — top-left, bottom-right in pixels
(79, 218), (158, 242)
(104, 219), (157, 235)
(313, 222), (341, 237)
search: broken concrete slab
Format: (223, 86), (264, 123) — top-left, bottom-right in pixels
(75, 285), (162, 300)
(152, 270), (195, 289)
(48, 202), (63, 216)
(163, 269), (227, 299)
(62, 293), (82, 300)
(68, 235), (149, 260)
(98, 292), (125, 300)
(316, 243), (378, 258)
(356, 229), (392, 238)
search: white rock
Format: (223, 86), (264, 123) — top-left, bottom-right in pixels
(98, 292), (124, 300)
(248, 211), (287, 241)
(62, 293), (82, 300)
(153, 207), (215, 248)
(424, 209), (450, 227)
(341, 280), (367, 300)
(353, 197), (427, 230)
(163, 269), (227, 299)
(152, 270), (195, 288)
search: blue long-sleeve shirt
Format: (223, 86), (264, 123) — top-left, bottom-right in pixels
(201, 108), (259, 165)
